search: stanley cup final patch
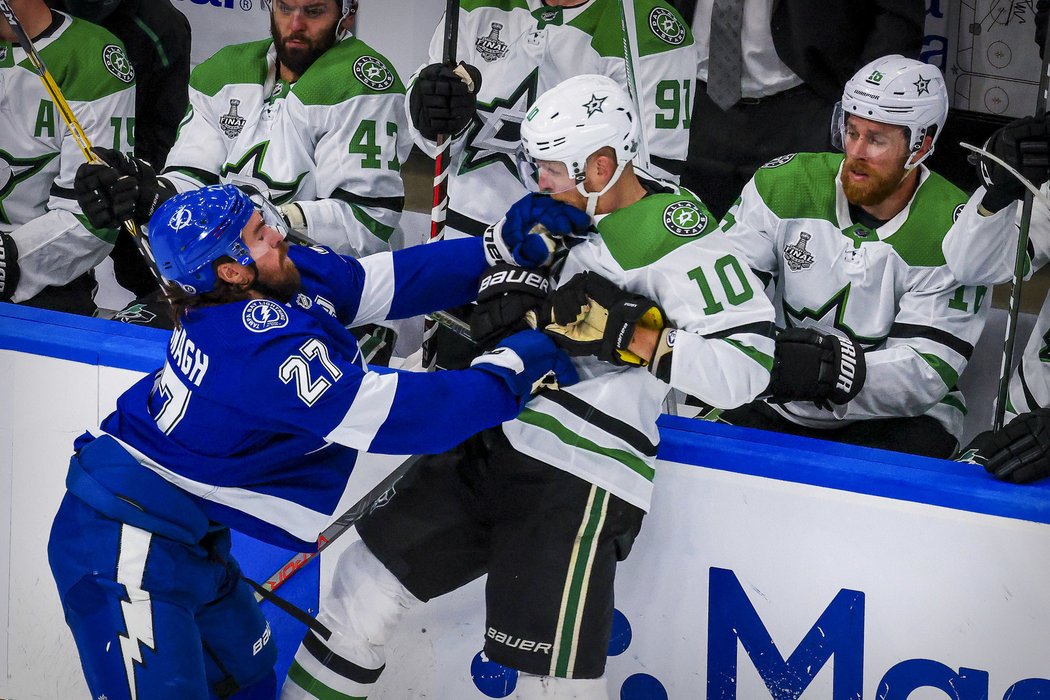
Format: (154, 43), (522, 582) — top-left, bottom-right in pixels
(103, 44), (135, 83)
(219, 99), (245, 138)
(784, 232), (815, 272)
(476, 22), (509, 62)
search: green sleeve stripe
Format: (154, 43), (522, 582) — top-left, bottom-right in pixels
(721, 338), (774, 372)
(462, 0), (529, 10)
(163, 167), (218, 186)
(517, 408), (656, 481)
(132, 16), (170, 69)
(74, 213), (119, 245)
(349, 204), (395, 243)
(919, 352), (960, 390)
(939, 393), (967, 414)
(285, 661), (365, 700)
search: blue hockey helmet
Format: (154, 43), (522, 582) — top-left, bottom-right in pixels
(148, 185), (255, 295)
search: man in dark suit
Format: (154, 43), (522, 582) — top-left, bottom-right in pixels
(671, 0), (925, 218)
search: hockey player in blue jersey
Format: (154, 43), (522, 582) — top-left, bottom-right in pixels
(46, 184), (579, 700)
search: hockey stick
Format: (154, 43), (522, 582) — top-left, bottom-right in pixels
(618, 0), (652, 170)
(992, 11), (1050, 432)
(255, 454), (421, 599)
(421, 0), (462, 371)
(0, 0), (173, 301)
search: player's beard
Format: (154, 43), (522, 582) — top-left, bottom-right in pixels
(251, 257), (301, 304)
(271, 15), (337, 78)
(840, 158), (908, 207)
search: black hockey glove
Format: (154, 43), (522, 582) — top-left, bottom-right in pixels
(964, 407), (1050, 484)
(0, 233), (20, 302)
(74, 148), (176, 227)
(768, 327), (866, 409)
(543, 271), (667, 368)
(409, 62), (483, 140)
(470, 263), (550, 350)
(977, 114), (1050, 213)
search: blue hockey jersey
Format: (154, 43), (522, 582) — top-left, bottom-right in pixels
(79, 238), (517, 550)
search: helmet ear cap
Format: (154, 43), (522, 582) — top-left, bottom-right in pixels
(148, 185), (255, 294)
(836, 55), (948, 166)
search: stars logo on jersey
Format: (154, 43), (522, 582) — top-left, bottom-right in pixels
(461, 70), (539, 177)
(783, 284), (880, 345)
(219, 99), (246, 139)
(0, 44), (8, 65)
(663, 201), (707, 237)
(761, 153), (796, 169)
(649, 7), (686, 46)
(221, 141), (307, 205)
(913, 75), (931, 96)
(0, 149), (57, 225)
(583, 94), (607, 118)
(243, 299), (289, 333)
(953, 203), (965, 222)
(784, 232), (815, 271)
(112, 303), (158, 325)
(353, 55), (394, 91)
(102, 44), (135, 84)
(476, 22), (509, 62)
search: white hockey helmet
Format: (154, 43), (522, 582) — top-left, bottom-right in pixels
(262, 0), (358, 39)
(834, 55), (948, 169)
(519, 74), (639, 216)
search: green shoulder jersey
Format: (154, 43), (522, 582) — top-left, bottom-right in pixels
(163, 36), (411, 256)
(502, 181), (775, 512)
(1, 11), (135, 302)
(724, 152), (989, 441)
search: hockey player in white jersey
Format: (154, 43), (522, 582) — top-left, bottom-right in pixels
(944, 113), (1050, 482)
(0, 0), (135, 314)
(47, 184), (578, 700)
(281, 75), (774, 700)
(718, 55), (989, 459)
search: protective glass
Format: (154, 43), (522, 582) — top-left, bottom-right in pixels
(515, 147), (578, 195)
(835, 108), (909, 161)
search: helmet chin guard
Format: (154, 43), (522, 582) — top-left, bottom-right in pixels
(519, 74), (640, 216)
(834, 55), (948, 170)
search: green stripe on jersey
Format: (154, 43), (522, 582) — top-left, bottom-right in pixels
(919, 352), (960, 390)
(598, 192), (717, 270)
(349, 205), (395, 242)
(462, 0), (530, 11)
(752, 152), (839, 224)
(294, 39), (404, 105)
(286, 661), (365, 700)
(33, 18), (134, 101)
(722, 338), (774, 371)
(517, 409), (656, 481)
(574, 0), (694, 58)
(882, 172), (966, 267)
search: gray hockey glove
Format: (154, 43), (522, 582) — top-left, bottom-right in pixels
(74, 148), (176, 227)
(410, 62), (483, 140)
(471, 329), (579, 398)
(768, 327), (865, 409)
(977, 114), (1050, 212)
(470, 264), (549, 350)
(543, 271), (671, 370)
(964, 407), (1050, 484)
(0, 233), (20, 302)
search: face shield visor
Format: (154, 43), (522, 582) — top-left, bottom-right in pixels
(515, 146), (581, 195)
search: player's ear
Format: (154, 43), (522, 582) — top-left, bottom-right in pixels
(216, 260), (253, 287)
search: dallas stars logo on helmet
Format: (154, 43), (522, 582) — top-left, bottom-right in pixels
(353, 56), (394, 91)
(663, 201), (706, 237)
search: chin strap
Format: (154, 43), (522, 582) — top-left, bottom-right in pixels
(579, 160), (631, 218)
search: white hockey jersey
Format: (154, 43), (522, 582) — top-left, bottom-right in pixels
(162, 37), (411, 256)
(502, 182), (775, 512)
(724, 152), (989, 442)
(943, 184), (1050, 419)
(0, 11), (135, 301)
(408, 0), (697, 238)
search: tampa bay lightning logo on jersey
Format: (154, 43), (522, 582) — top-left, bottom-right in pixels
(243, 299), (289, 333)
(649, 7), (686, 45)
(102, 44), (135, 84)
(353, 55), (394, 91)
(476, 22), (509, 62)
(663, 201), (707, 237)
(762, 153), (796, 169)
(784, 232), (815, 271)
(220, 99), (246, 139)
